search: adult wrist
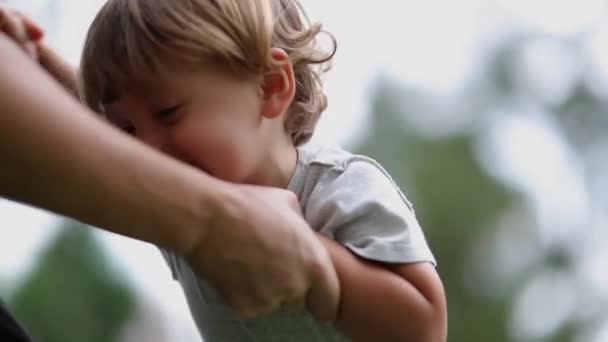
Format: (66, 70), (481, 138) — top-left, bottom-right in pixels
(180, 176), (236, 256)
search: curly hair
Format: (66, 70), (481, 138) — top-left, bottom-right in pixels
(79, 0), (336, 145)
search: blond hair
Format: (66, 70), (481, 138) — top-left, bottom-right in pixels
(79, 0), (336, 145)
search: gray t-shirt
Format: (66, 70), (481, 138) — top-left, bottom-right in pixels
(161, 144), (436, 341)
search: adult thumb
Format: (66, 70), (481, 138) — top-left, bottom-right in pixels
(18, 13), (44, 40)
(305, 260), (340, 322)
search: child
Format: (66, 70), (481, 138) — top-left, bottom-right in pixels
(11, 1), (448, 340)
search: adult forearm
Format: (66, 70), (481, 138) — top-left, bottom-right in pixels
(0, 34), (342, 322)
(318, 235), (445, 342)
(0, 35), (218, 254)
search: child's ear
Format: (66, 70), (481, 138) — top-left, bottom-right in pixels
(261, 48), (295, 119)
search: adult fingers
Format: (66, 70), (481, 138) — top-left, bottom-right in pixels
(16, 11), (44, 40)
(278, 298), (306, 313)
(305, 252), (341, 322)
(221, 291), (282, 319)
(0, 9), (28, 43)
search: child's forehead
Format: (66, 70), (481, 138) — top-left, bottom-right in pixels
(102, 64), (258, 106)
(101, 77), (176, 108)
(115, 72), (180, 96)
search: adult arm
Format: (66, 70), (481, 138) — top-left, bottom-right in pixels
(0, 34), (339, 321)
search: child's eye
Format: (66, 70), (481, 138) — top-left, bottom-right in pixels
(155, 105), (181, 121)
(121, 125), (136, 135)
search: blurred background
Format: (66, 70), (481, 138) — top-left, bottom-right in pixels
(1, 0), (607, 341)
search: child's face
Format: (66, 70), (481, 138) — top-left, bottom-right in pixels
(105, 67), (269, 183)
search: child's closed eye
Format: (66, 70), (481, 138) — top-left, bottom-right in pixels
(120, 124), (136, 135)
(155, 105), (181, 122)
(105, 115), (136, 135)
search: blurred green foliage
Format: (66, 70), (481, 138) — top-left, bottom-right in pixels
(8, 222), (135, 342)
(352, 34), (607, 342)
(354, 82), (517, 342)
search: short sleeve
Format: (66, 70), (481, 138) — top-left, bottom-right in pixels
(159, 249), (180, 280)
(304, 158), (436, 266)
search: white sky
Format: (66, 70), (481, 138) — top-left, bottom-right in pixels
(1, 0), (607, 340)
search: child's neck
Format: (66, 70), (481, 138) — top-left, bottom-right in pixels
(246, 137), (298, 189)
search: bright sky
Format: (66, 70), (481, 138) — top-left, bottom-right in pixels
(1, 0), (607, 340)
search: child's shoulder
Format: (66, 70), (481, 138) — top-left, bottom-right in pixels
(295, 143), (412, 209)
(297, 142), (386, 174)
(295, 145), (435, 266)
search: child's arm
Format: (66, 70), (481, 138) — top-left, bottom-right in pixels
(303, 158), (447, 341)
(319, 235), (447, 341)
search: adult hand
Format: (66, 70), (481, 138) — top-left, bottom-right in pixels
(185, 183), (340, 322)
(0, 26), (339, 324)
(0, 6), (43, 58)
(0, 7), (77, 95)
